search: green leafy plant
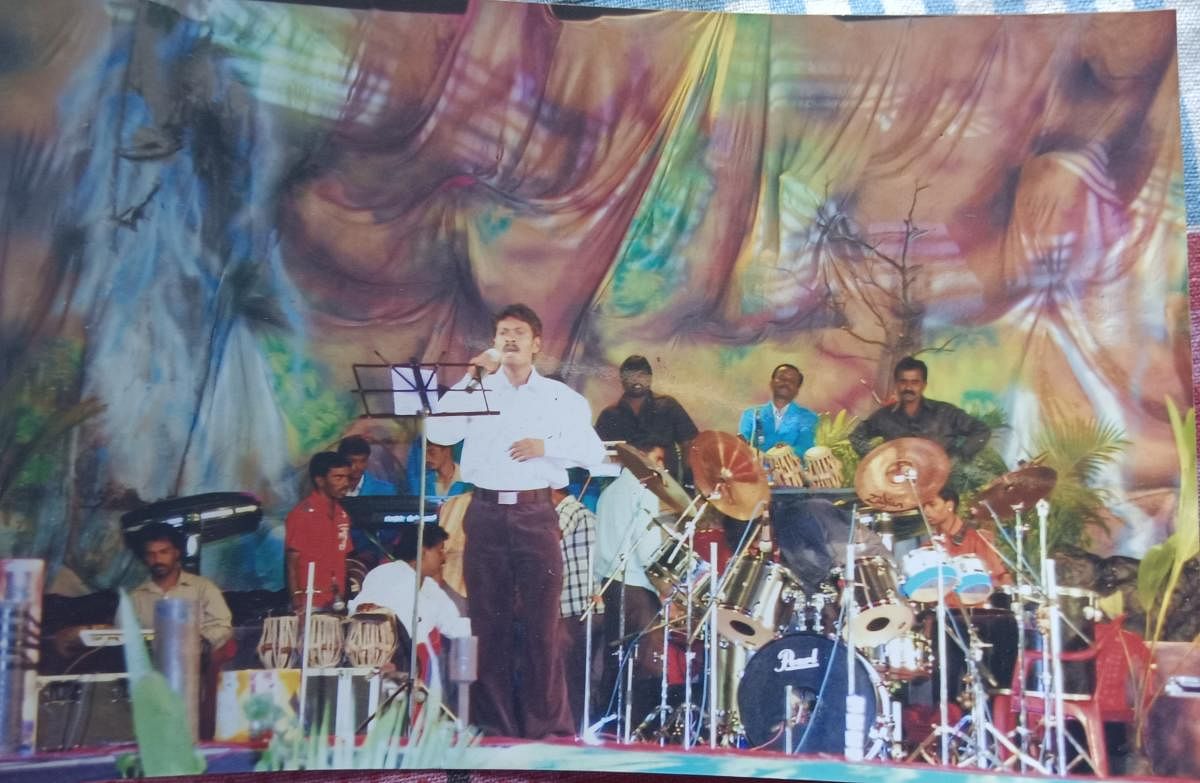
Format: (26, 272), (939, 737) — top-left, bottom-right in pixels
(255, 671), (478, 771)
(813, 409), (860, 485)
(1030, 405), (1129, 553)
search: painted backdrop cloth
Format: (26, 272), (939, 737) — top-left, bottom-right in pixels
(0, 0), (1187, 591)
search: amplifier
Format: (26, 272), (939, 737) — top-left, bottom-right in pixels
(36, 674), (134, 751)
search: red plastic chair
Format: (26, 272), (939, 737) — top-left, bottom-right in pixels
(991, 616), (1151, 777)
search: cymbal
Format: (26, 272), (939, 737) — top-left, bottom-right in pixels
(687, 431), (770, 521)
(612, 442), (693, 515)
(968, 465), (1057, 521)
(854, 437), (950, 513)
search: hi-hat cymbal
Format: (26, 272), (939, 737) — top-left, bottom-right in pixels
(612, 442), (693, 515)
(968, 464), (1057, 521)
(687, 431), (770, 521)
(854, 437), (951, 513)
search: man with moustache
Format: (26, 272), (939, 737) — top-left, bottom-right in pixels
(737, 363), (819, 454)
(595, 355), (698, 484)
(850, 356), (991, 463)
(426, 303), (606, 739)
(130, 522), (232, 652)
(284, 452), (353, 611)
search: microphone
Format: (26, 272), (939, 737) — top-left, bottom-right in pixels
(466, 348), (501, 393)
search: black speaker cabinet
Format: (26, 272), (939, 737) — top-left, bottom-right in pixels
(36, 674), (134, 751)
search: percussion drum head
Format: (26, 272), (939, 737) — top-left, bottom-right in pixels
(737, 632), (877, 754)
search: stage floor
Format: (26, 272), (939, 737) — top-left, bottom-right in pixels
(0, 737), (1169, 783)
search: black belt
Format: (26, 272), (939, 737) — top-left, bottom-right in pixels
(475, 487), (552, 506)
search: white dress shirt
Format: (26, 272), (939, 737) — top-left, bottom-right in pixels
(425, 367), (606, 491)
(349, 560), (471, 644)
(593, 468), (666, 593)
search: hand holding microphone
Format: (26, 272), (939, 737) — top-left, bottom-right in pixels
(466, 348), (502, 391)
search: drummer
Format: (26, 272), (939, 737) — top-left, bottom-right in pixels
(593, 441), (672, 725)
(920, 485), (1012, 594)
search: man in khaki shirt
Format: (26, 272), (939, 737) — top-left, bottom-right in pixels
(129, 522), (232, 651)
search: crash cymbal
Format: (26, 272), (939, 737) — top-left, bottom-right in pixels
(612, 442), (693, 515)
(968, 464), (1057, 521)
(854, 437), (951, 513)
(687, 431), (770, 521)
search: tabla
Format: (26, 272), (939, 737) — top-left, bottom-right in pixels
(304, 614), (345, 668)
(716, 555), (801, 649)
(847, 556), (913, 647)
(737, 632), (882, 754)
(344, 611), (399, 669)
(257, 615), (298, 669)
(763, 444), (805, 488)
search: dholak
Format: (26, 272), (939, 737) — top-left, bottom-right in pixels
(848, 556), (913, 647)
(257, 615), (298, 669)
(645, 537), (711, 616)
(952, 554), (992, 606)
(344, 612), (399, 668)
(901, 546), (958, 603)
(737, 632), (880, 754)
(716, 555), (800, 649)
(867, 630), (933, 682)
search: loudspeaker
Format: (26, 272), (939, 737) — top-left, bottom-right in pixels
(36, 674), (134, 751)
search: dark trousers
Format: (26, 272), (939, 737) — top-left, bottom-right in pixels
(463, 495), (573, 739)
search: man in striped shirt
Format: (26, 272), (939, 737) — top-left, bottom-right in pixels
(553, 486), (601, 729)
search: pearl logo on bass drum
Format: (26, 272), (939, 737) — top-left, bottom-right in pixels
(774, 647), (820, 672)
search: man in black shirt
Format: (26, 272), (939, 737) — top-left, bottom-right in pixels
(850, 356), (991, 462)
(595, 355), (699, 483)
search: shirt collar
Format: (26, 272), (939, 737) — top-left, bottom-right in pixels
(490, 365), (545, 391)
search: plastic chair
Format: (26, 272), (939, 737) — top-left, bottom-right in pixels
(991, 616), (1151, 777)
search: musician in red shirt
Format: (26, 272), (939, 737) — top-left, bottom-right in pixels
(285, 452), (352, 611)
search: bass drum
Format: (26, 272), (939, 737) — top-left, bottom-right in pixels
(737, 632), (879, 754)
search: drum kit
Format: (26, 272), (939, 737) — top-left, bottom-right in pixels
(596, 432), (1096, 774)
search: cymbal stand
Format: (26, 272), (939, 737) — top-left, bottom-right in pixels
(658, 599), (671, 747)
(681, 509), (699, 749)
(843, 542), (865, 761)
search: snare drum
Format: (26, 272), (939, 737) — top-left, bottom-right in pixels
(848, 556), (913, 647)
(867, 630), (933, 682)
(256, 615), (298, 669)
(901, 546), (959, 602)
(952, 554), (992, 606)
(344, 611), (399, 668)
(716, 555), (801, 649)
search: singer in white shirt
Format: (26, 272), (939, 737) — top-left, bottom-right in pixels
(424, 303), (605, 740)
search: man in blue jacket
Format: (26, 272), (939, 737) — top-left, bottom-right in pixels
(737, 363), (819, 454)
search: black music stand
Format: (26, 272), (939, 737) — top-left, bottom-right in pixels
(350, 360), (496, 733)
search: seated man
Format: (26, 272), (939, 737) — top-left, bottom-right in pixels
(593, 442), (670, 725)
(416, 441), (471, 500)
(920, 485), (1012, 591)
(338, 435), (398, 497)
(737, 363), (819, 454)
(349, 524), (471, 647)
(128, 522), (233, 740)
(129, 522), (232, 652)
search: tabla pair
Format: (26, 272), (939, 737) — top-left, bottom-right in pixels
(257, 611), (401, 670)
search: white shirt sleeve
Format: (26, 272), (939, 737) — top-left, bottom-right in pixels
(541, 386), (606, 470)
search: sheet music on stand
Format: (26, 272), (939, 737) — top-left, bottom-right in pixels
(349, 360), (496, 733)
